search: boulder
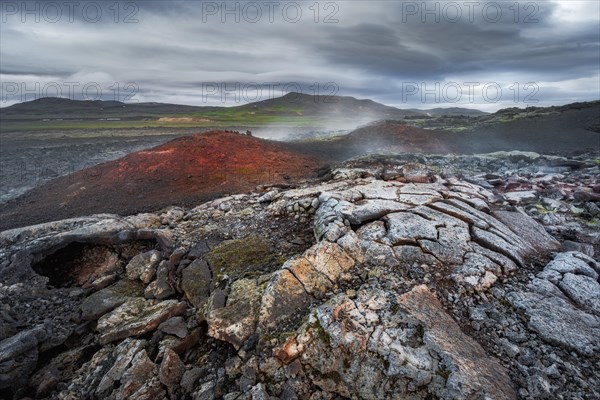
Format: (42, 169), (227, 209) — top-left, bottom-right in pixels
(158, 316), (189, 338)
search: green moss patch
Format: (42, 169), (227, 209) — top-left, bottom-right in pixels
(313, 318), (331, 346)
(206, 236), (281, 279)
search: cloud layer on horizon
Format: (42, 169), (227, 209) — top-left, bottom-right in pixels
(1, 0), (599, 111)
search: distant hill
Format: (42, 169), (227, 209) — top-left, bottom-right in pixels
(289, 120), (462, 160)
(0, 93), (426, 133)
(295, 100), (600, 157)
(0, 97), (216, 120)
(326, 120), (461, 156)
(2, 96), (597, 154)
(0, 93), (421, 123)
(461, 101), (600, 153)
(408, 107), (488, 117)
(240, 92), (422, 118)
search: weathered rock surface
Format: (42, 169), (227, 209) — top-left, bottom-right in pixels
(145, 260), (176, 299)
(208, 277), (265, 350)
(97, 298), (187, 344)
(259, 241), (355, 329)
(275, 285), (515, 399)
(181, 258), (212, 307)
(126, 249), (162, 283)
(160, 348), (184, 398)
(0, 153), (598, 400)
(159, 316), (189, 338)
(80, 279), (144, 320)
(508, 252), (600, 355)
(0, 326), (46, 390)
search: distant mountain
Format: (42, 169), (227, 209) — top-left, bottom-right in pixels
(408, 107), (488, 117)
(240, 92), (422, 118)
(0, 97), (216, 120)
(1, 93), (421, 121)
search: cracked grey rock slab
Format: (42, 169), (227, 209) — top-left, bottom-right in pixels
(382, 212), (439, 245)
(558, 273), (600, 316)
(507, 289), (600, 355)
(540, 251), (599, 281)
(340, 199), (410, 225)
(493, 210), (561, 253)
(311, 176), (558, 296)
(508, 252), (600, 355)
(275, 285), (516, 399)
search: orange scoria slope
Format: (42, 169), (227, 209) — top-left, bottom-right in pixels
(0, 131), (325, 230)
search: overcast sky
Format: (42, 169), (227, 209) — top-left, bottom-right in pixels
(1, 0), (599, 111)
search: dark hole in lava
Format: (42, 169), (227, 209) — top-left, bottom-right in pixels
(32, 240), (157, 288)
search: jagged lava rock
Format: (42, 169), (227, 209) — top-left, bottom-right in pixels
(1, 155), (598, 399)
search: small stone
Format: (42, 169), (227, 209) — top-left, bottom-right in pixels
(169, 247), (186, 267)
(159, 317), (189, 339)
(560, 241), (594, 257)
(504, 190), (538, 204)
(250, 383), (270, 400)
(160, 349), (184, 397)
(218, 202), (232, 212)
(119, 349), (156, 399)
(181, 367), (203, 394)
(90, 273), (119, 291)
(193, 380), (216, 400)
(258, 190), (278, 204)
(145, 261), (176, 300)
(574, 189), (600, 202)
(126, 250), (161, 283)
(188, 241), (211, 260)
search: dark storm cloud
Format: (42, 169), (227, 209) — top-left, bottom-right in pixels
(1, 0), (598, 109)
(316, 1), (598, 82)
(315, 23), (449, 80)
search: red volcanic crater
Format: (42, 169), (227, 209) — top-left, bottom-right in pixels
(0, 131), (325, 231)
